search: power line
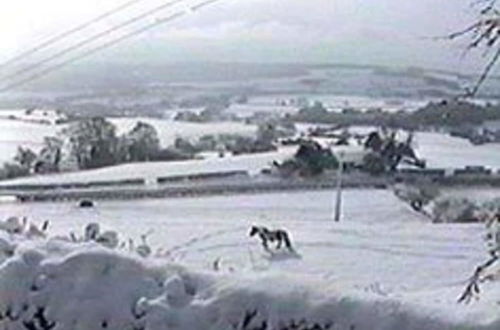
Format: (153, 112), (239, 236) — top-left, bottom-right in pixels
(0, 0), (221, 93)
(0, 0), (149, 70)
(1, 0), (187, 81)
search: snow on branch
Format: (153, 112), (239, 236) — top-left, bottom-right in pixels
(444, 0), (500, 97)
(458, 213), (500, 303)
(457, 253), (499, 303)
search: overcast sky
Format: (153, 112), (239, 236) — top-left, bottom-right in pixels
(0, 0), (491, 72)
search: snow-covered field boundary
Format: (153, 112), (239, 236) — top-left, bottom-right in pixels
(0, 148), (297, 187)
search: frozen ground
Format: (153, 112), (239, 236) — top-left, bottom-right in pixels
(0, 118), (56, 164)
(248, 94), (428, 113)
(0, 147), (297, 185)
(2, 104), (500, 182)
(110, 117), (257, 147)
(3, 127), (500, 187)
(343, 128), (500, 170)
(0, 115), (256, 165)
(0, 189), (497, 329)
(224, 103), (298, 118)
(414, 132), (500, 170)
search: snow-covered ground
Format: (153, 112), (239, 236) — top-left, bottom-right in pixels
(0, 108), (66, 124)
(0, 189), (497, 329)
(224, 103), (298, 118)
(110, 117), (256, 147)
(300, 125), (500, 171)
(346, 127), (500, 170)
(414, 132), (500, 170)
(0, 147), (297, 185)
(0, 115), (256, 166)
(248, 94), (429, 113)
(0, 118), (56, 164)
(3, 126), (500, 186)
(337, 126), (500, 170)
(1, 105), (500, 217)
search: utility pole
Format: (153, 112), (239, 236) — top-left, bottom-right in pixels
(334, 151), (344, 222)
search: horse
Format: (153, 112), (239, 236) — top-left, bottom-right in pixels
(249, 225), (294, 252)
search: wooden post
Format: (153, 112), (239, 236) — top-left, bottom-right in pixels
(334, 152), (344, 222)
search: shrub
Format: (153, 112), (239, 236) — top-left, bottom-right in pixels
(0, 162), (30, 180)
(432, 197), (478, 223)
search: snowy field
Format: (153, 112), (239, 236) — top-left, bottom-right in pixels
(2, 128), (500, 186)
(0, 147), (297, 185)
(0, 112), (257, 165)
(0, 189), (497, 329)
(224, 103), (298, 118)
(414, 132), (500, 170)
(344, 127), (500, 170)
(1, 107), (500, 191)
(248, 94), (429, 113)
(347, 127), (500, 170)
(0, 118), (55, 164)
(110, 117), (256, 147)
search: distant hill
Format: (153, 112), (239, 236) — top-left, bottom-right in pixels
(2, 62), (499, 105)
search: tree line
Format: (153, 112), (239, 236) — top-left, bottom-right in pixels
(292, 100), (500, 130)
(0, 117), (191, 180)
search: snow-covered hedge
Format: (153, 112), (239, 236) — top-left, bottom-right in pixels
(431, 197), (478, 223)
(0, 219), (495, 330)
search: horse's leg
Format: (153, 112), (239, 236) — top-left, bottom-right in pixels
(283, 233), (294, 252)
(260, 235), (269, 251)
(263, 239), (270, 251)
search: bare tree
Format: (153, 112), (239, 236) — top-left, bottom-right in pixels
(447, 0), (500, 96)
(458, 212), (500, 303)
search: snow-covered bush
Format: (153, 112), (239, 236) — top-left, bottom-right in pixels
(458, 213), (500, 304)
(431, 197), (478, 223)
(232, 309), (333, 330)
(486, 215), (500, 256)
(0, 236), (345, 330)
(393, 183), (440, 213)
(0, 216), (477, 330)
(0, 217), (48, 238)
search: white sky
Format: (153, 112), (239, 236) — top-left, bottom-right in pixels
(0, 0), (491, 72)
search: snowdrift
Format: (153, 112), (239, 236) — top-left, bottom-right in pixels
(0, 226), (498, 330)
